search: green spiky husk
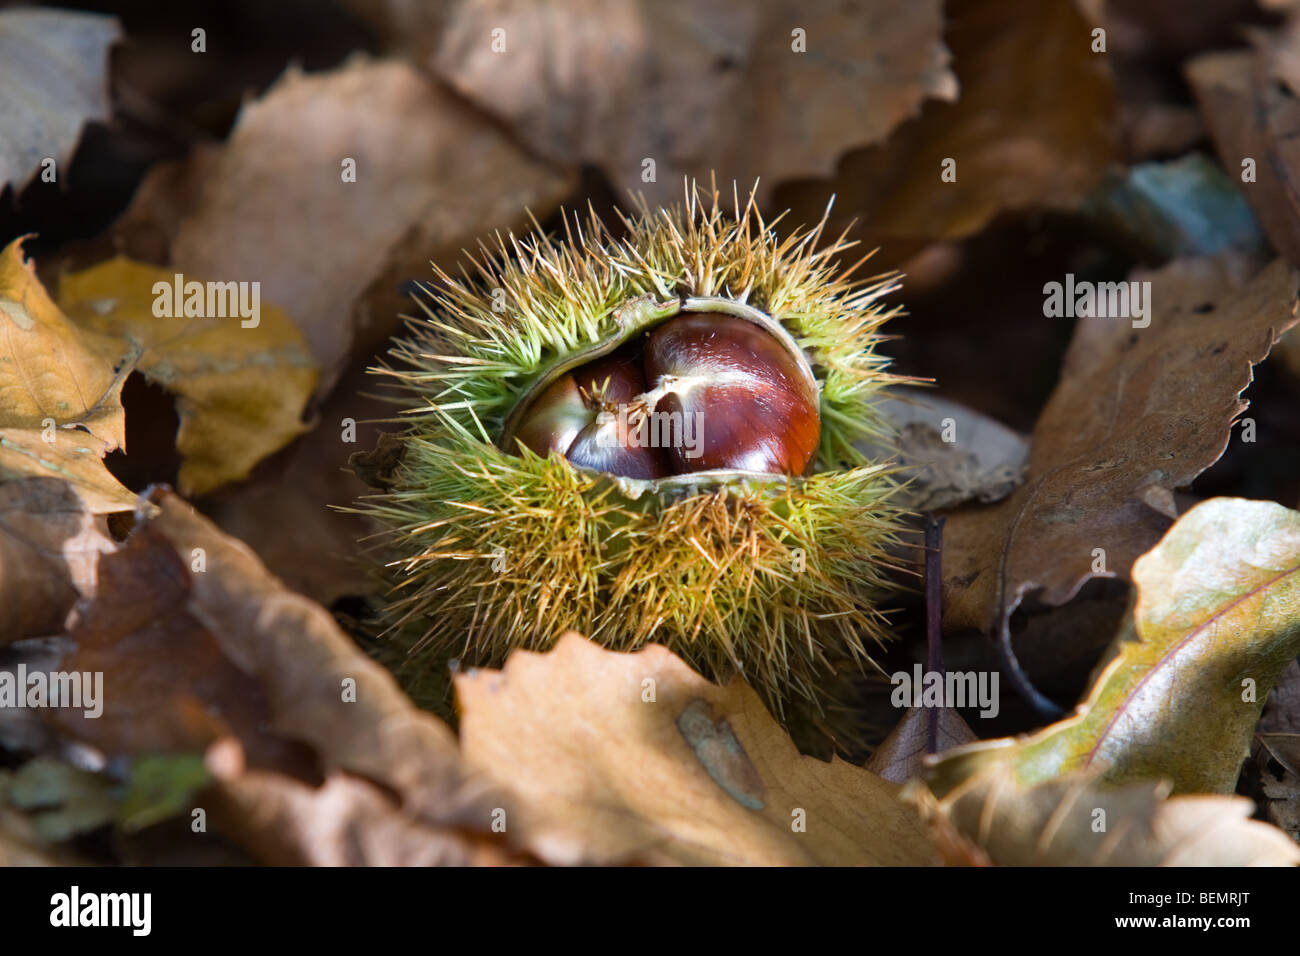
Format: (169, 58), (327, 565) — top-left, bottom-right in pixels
(355, 184), (912, 725)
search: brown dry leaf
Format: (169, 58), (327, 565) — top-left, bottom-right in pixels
(1262, 659), (1300, 736)
(48, 523), (306, 765)
(866, 705), (977, 784)
(57, 257), (318, 497)
(775, 0), (1117, 263)
(868, 390), (1029, 510)
(204, 753), (522, 866)
(1186, 35), (1300, 267)
(943, 256), (1299, 640)
(431, 0), (955, 208)
(0, 237), (135, 514)
(455, 632), (939, 866)
(0, 477), (115, 645)
(107, 146), (224, 268)
(0, 9), (119, 193)
(169, 56), (576, 391)
(907, 765), (1300, 866)
(47, 488), (507, 861)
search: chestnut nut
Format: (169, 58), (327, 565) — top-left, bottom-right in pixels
(511, 311), (821, 479)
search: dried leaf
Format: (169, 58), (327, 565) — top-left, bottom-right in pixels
(170, 56), (576, 390)
(455, 632), (938, 866)
(933, 498), (1300, 796)
(867, 390), (1028, 510)
(0, 237), (134, 513)
(47, 488), (510, 862)
(105, 145), (223, 269)
(1187, 26), (1300, 267)
(776, 0), (1116, 259)
(0, 477), (115, 644)
(205, 756), (521, 867)
(432, 0), (955, 208)
(866, 705), (976, 784)
(58, 257), (318, 497)
(1261, 659), (1300, 736)
(1257, 733), (1300, 841)
(0, 9), (119, 193)
(50, 523), (304, 764)
(1257, 661), (1300, 840)
(943, 256), (1299, 636)
(908, 765), (1300, 866)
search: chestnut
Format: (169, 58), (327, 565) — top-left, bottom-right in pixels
(510, 310), (820, 480)
(644, 313), (820, 474)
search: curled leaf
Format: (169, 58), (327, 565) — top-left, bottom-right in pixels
(943, 256), (1299, 645)
(932, 498), (1300, 796)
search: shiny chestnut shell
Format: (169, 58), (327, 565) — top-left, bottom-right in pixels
(507, 307), (820, 480)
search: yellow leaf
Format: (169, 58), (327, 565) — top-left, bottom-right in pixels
(59, 257), (318, 496)
(0, 237), (134, 513)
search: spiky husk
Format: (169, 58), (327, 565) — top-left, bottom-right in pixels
(355, 183), (911, 725)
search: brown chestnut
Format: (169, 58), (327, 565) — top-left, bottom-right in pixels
(508, 310), (820, 480)
(643, 313), (820, 474)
